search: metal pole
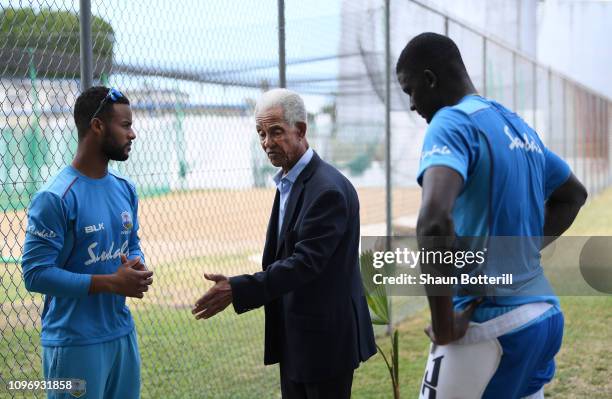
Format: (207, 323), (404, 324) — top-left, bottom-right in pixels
(384, 0), (392, 240)
(444, 17), (449, 36)
(532, 62), (537, 131)
(596, 98), (601, 194)
(384, 0), (392, 334)
(27, 48), (42, 195)
(516, 0), (521, 52)
(512, 52), (517, 111)
(592, 94), (597, 194)
(601, 98), (605, 193)
(607, 101), (611, 186)
(548, 68), (553, 150)
(277, 0), (286, 88)
(563, 79), (567, 159)
(79, 0), (93, 90)
(482, 37), (487, 96)
(580, 90), (587, 193)
(601, 98), (607, 192)
(604, 100), (612, 184)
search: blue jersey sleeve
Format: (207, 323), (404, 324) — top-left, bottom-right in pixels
(128, 185), (145, 265)
(21, 191), (91, 297)
(544, 147), (571, 198)
(417, 108), (477, 186)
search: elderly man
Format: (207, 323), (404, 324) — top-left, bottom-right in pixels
(193, 88), (376, 398)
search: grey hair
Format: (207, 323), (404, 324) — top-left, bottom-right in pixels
(254, 88), (307, 126)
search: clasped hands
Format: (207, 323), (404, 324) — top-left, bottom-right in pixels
(192, 273), (233, 320)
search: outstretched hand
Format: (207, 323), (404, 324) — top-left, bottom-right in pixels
(192, 273), (233, 320)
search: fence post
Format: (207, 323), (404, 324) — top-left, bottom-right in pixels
(482, 37), (487, 96)
(277, 0), (286, 88)
(602, 98), (607, 192)
(512, 52), (517, 111)
(532, 62), (537, 131)
(26, 48), (43, 196)
(563, 78), (567, 160)
(608, 101), (611, 187)
(79, 0), (93, 90)
(548, 69), (552, 148)
(384, 0), (393, 334)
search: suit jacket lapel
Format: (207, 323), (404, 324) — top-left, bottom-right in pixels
(263, 190), (280, 269)
(275, 152), (321, 256)
(276, 181), (304, 254)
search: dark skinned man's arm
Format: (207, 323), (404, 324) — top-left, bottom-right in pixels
(417, 166), (480, 345)
(542, 172), (587, 248)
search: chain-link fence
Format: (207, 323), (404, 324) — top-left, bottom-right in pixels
(1, 0), (610, 398)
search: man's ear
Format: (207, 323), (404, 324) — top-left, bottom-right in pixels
(90, 117), (105, 138)
(295, 121), (307, 138)
(423, 69), (437, 89)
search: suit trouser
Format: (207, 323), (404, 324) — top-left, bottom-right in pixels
(280, 364), (354, 399)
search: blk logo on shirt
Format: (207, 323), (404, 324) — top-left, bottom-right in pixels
(84, 223), (104, 234)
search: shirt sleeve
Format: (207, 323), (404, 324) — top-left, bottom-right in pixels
(128, 184), (145, 265)
(544, 147), (571, 199)
(417, 108), (477, 186)
(21, 191), (91, 297)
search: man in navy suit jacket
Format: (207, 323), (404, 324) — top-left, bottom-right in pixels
(193, 88), (376, 398)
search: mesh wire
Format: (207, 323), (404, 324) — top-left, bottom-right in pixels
(0, 0), (610, 398)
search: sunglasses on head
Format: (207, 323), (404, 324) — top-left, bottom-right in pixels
(90, 88), (125, 122)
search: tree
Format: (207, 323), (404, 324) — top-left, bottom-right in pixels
(0, 7), (114, 78)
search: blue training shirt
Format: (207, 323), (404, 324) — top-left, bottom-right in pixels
(22, 165), (144, 346)
(417, 95), (571, 320)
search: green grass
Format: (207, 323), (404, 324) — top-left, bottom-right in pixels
(0, 306), (279, 399)
(0, 263), (37, 304)
(353, 310), (431, 399)
(546, 297), (612, 398)
(565, 187), (612, 235)
(351, 296), (612, 399)
(134, 306), (279, 398)
(1, 188), (611, 398)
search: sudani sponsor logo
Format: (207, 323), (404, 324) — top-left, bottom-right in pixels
(84, 223), (104, 234)
(84, 240), (129, 266)
(421, 144), (451, 161)
(26, 225), (57, 239)
(504, 125), (543, 154)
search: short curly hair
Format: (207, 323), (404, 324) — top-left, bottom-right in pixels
(73, 86), (130, 139)
(396, 32), (468, 80)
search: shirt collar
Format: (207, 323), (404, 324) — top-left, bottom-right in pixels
(273, 147), (314, 186)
